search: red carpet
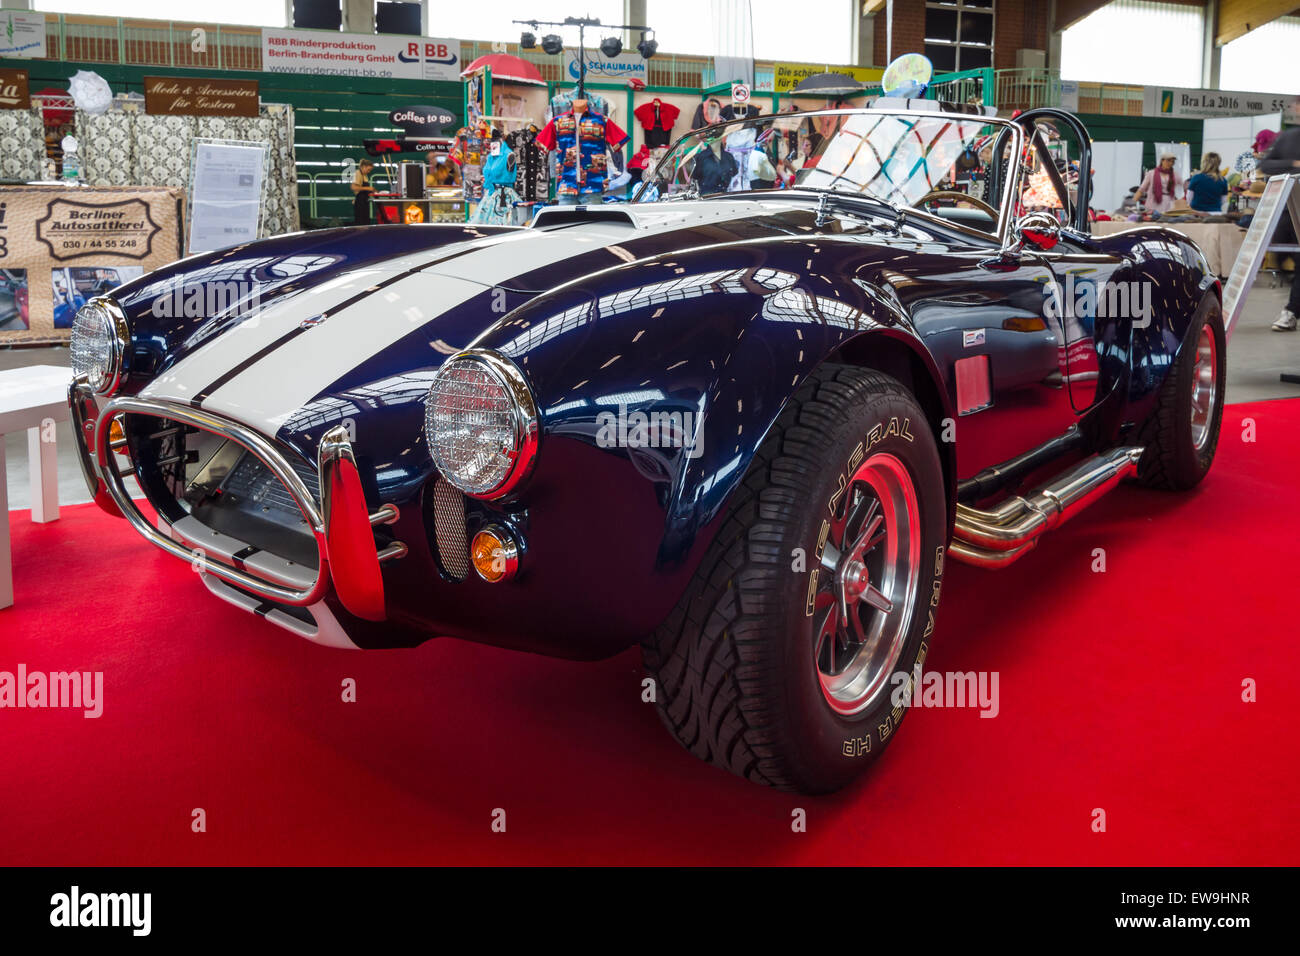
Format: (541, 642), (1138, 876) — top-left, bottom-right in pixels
(2, 400), (1298, 866)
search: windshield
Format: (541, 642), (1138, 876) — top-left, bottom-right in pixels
(633, 108), (1014, 230)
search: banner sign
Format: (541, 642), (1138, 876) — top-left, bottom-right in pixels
(1143, 85), (1299, 120)
(0, 67), (28, 109)
(144, 76), (259, 117)
(261, 28), (460, 81)
(564, 49), (647, 84)
(767, 63), (883, 94)
(0, 185), (184, 344)
(387, 105), (458, 136)
(0, 11), (46, 59)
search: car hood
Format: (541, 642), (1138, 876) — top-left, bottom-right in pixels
(131, 198), (843, 441)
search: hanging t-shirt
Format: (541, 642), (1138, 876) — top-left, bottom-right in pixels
(537, 110), (629, 199)
(481, 139), (515, 193)
(634, 99), (681, 148)
(720, 103), (762, 122)
(694, 147), (738, 195)
(691, 98), (724, 130)
(506, 127), (549, 202)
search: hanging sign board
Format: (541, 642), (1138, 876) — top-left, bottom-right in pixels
(0, 67), (29, 109)
(187, 140), (268, 255)
(144, 76), (260, 117)
(0, 185), (183, 345)
(1223, 174), (1300, 339)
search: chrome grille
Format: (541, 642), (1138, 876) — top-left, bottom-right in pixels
(223, 452), (321, 521)
(432, 478), (469, 580)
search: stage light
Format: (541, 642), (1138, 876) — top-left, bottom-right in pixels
(637, 33), (658, 59)
(600, 36), (622, 58)
(520, 32), (536, 49)
(541, 34), (564, 55)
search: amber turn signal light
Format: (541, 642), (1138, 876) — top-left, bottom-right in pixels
(470, 525), (519, 583)
(108, 417), (127, 448)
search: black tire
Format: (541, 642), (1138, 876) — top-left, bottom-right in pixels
(642, 365), (948, 793)
(1135, 293), (1226, 490)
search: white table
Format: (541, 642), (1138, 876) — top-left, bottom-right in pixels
(1, 365), (72, 609)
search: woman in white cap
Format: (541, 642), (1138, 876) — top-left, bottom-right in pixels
(1134, 152), (1183, 215)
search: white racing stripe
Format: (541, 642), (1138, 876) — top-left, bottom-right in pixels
(144, 199), (796, 436)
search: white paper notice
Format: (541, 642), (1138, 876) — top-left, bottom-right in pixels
(189, 141), (268, 255)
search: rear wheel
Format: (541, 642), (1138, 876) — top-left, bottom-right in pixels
(1135, 293), (1225, 490)
(642, 365), (947, 793)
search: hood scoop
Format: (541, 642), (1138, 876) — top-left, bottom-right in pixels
(531, 206), (641, 229)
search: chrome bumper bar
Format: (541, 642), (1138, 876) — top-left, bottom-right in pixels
(72, 386), (402, 618)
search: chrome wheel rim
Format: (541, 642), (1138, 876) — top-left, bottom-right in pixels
(1190, 323), (1217, 451)
(812, 452), (922, 716)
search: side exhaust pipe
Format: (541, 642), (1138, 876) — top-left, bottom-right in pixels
(949, 446), (1143, 569)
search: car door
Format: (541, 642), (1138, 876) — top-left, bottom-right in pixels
(1037, 243), (1131, 413)
(901, 244), (1077, 481)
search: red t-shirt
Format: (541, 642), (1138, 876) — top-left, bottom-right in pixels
(536, 111), (628, 152)
(633, 99), (681, 131)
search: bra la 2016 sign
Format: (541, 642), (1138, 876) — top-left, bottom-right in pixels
(144, 76), (259, 117)
(1144, 85), (1298, 120)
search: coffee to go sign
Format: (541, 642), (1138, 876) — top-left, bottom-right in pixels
(144, 76), (259, 117)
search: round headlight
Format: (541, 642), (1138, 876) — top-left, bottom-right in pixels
(424, 350), (539, 498)
(70, 299), (126, 395)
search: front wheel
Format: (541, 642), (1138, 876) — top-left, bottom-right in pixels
(642, 365), (947, 793)
(1135, 293), (1226, 490)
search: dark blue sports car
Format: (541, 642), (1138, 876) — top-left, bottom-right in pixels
(69, 105), (1225, 793)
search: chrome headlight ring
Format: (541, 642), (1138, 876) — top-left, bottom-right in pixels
(424, 349), (540, 500)
(70, 296), (130, 396)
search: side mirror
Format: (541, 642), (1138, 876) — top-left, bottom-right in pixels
(1013, 212), (1061, 252)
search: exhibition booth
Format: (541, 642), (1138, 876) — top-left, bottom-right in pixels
(0, 68), (299, 345)
(3, 6), (1300, 884)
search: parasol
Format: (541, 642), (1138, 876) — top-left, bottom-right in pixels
(460, 53), (546, 86)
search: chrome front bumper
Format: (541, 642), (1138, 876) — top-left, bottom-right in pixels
(69, 381), (404, 621)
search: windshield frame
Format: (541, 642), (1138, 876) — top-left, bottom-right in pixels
(632, 106), (1027, 248)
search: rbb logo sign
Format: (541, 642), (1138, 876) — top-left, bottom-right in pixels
(408, 41), (455, 61)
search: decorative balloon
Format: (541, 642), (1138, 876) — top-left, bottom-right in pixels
(881, 54), (934, 100)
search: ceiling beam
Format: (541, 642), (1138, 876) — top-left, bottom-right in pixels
(1054, 0), (1112, 32)
(1217, 0), (1300, 45)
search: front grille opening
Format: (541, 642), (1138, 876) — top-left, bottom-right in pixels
(425, 477), (469, 581)
(123, 413), (320, 571)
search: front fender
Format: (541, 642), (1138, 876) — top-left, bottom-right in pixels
(473, 239), (939, 592)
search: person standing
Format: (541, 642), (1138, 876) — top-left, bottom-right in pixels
(1134, 153), (1182, 214)
(1186, 152), (1228, 213)
(351, 159), (375, 224)
(1254, 127), (1300, 330)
